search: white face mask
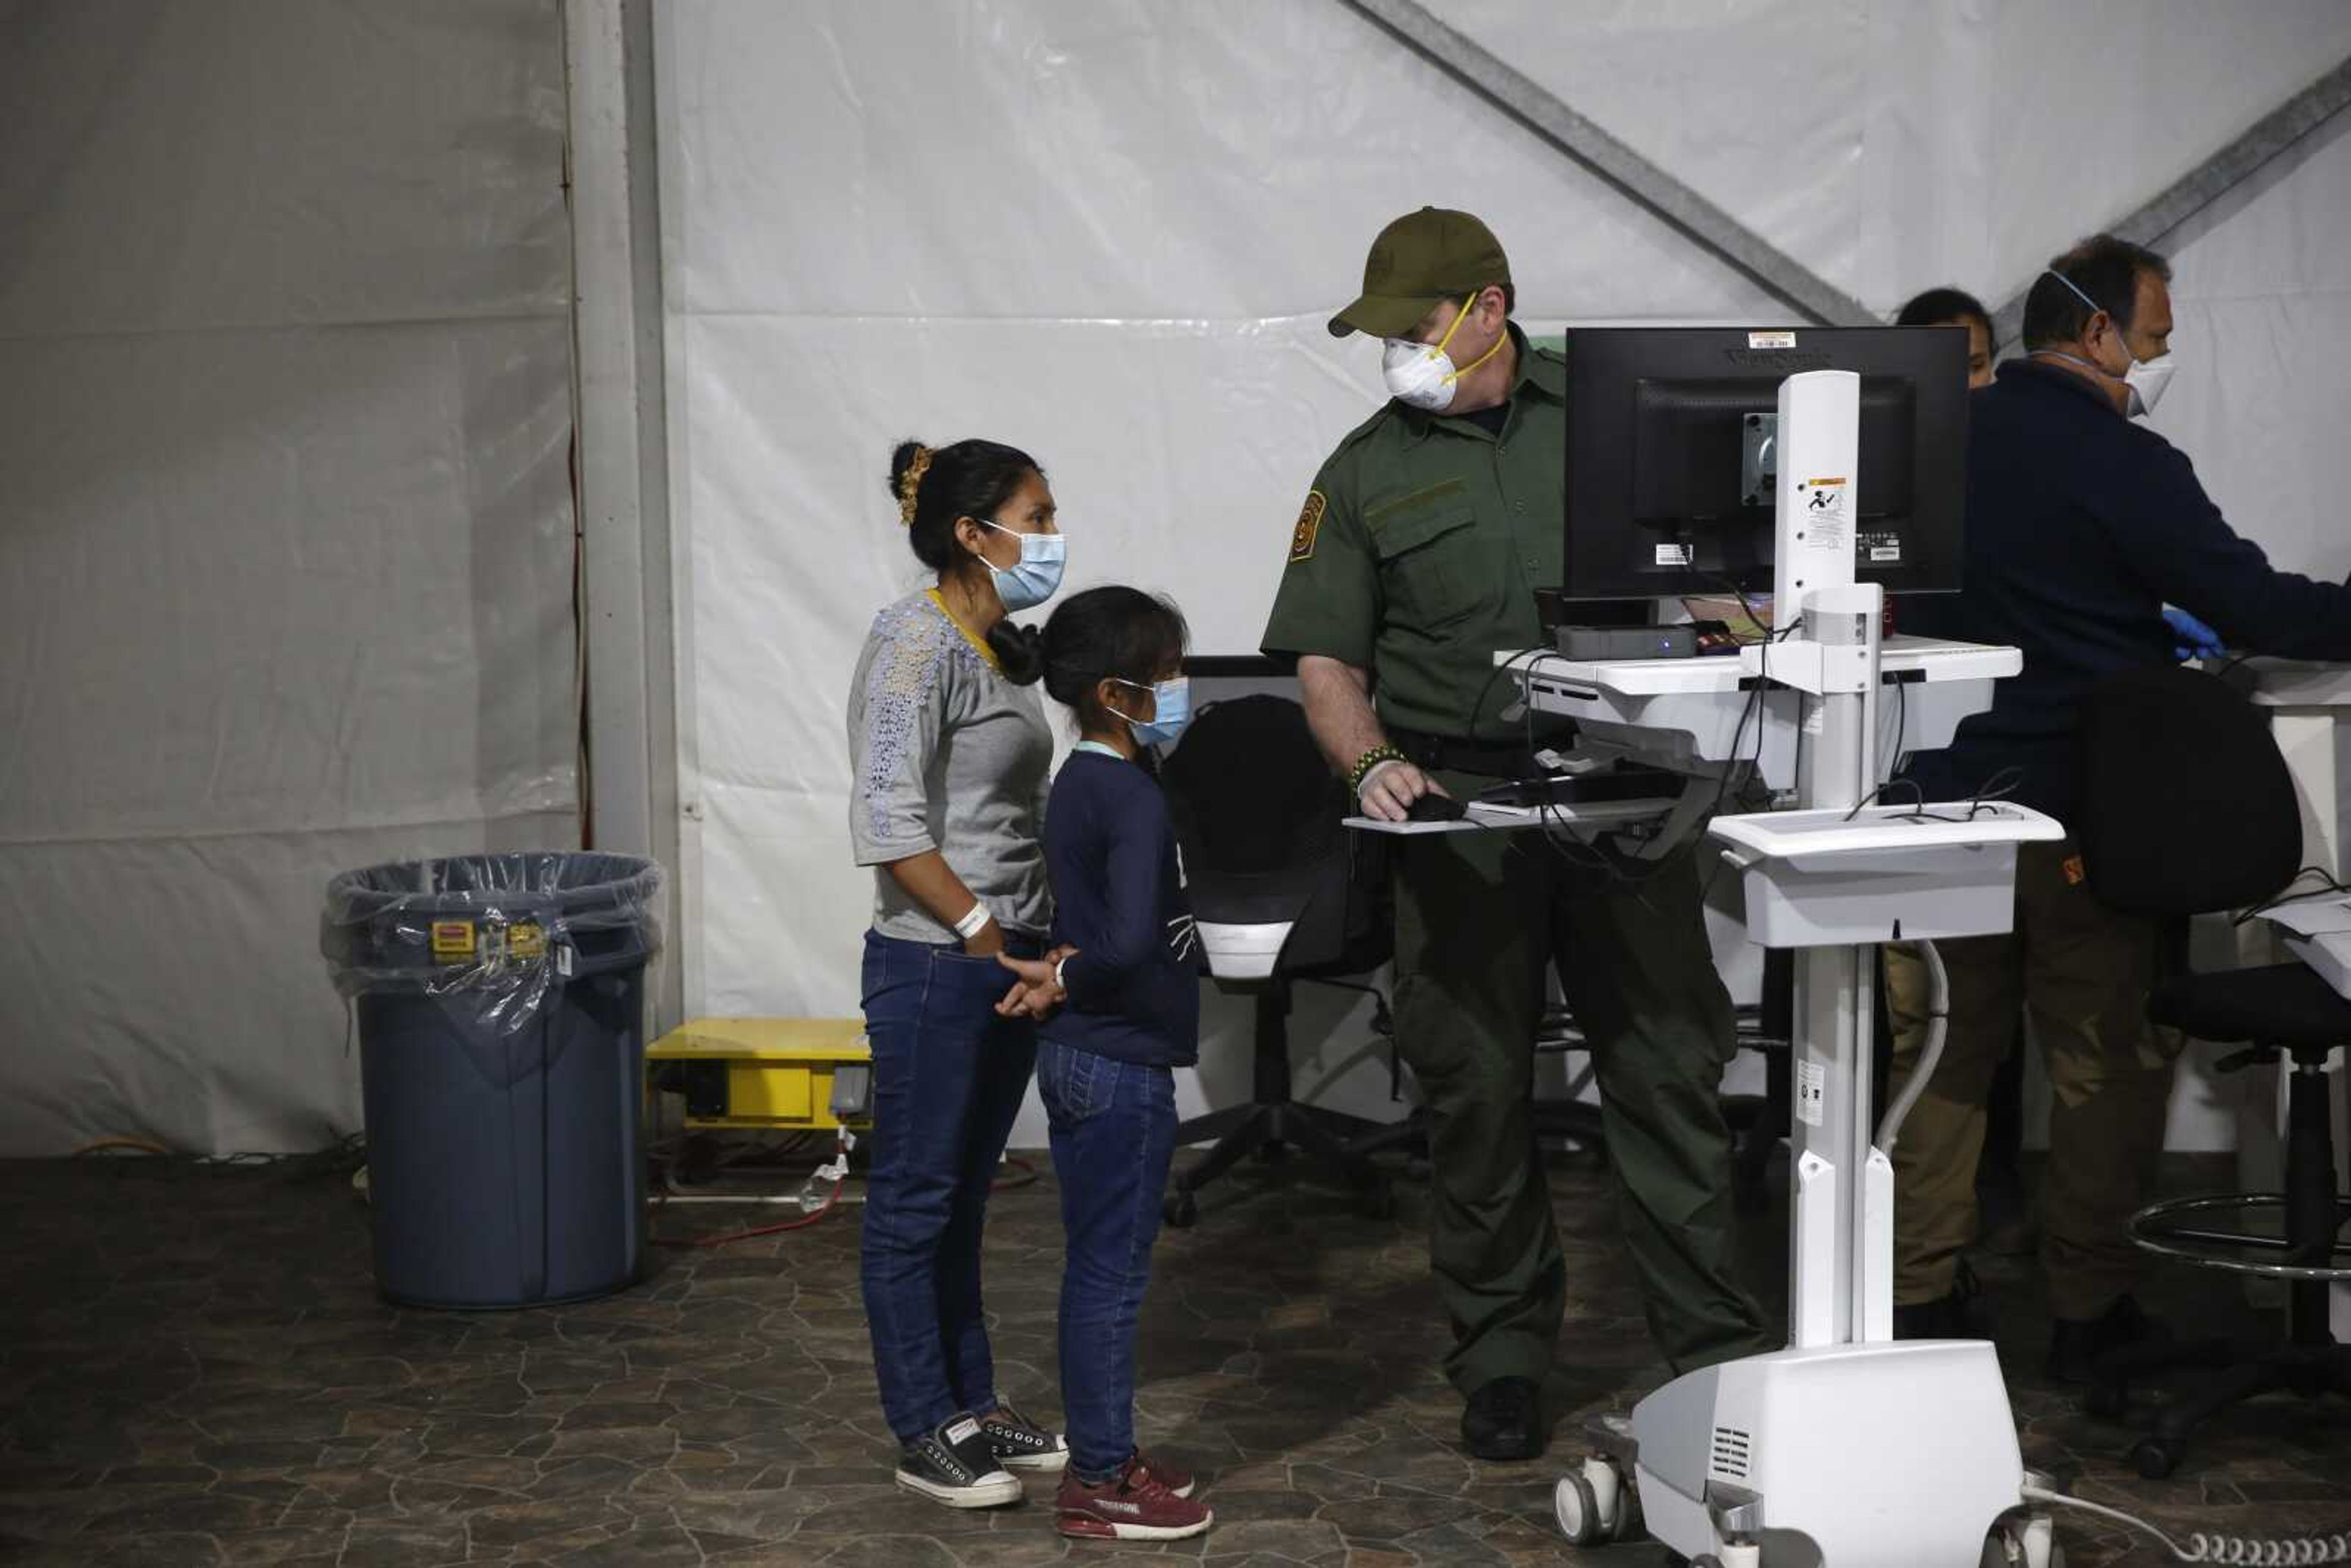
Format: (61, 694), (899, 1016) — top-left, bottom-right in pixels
(2043, 268), (2175, 418)
(2122, 352), (2175, 417)
(1379, 293), (1505, 412)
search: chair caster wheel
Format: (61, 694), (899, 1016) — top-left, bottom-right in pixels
(2082, 1382), (2126, 1419)
(1161, 1191), (1198, 1229)
(2129, 1436), (2183, 1479)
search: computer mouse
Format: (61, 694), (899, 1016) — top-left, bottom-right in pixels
(1404, 792), (1468, 823)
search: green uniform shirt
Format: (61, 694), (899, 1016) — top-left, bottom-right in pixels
(1261, 325), (1565, 740)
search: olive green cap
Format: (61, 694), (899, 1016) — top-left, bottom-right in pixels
(1328, 207), (1511, 339)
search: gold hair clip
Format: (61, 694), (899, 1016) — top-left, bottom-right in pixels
(897, 445), (934, 525)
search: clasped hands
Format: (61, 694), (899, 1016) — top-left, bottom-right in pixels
(994, 946), (1077, 1019)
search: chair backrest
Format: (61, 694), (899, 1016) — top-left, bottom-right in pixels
(1162, 694), (1338, 873)
(1159, 694), (1390, 975)
(2075, 664), (2303, 917)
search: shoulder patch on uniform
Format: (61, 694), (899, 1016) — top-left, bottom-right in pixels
(1290, 490), (1327, 562)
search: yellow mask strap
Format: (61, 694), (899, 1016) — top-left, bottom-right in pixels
(1430, 291), (1505, 384)
(1427, 292), (1475, 357)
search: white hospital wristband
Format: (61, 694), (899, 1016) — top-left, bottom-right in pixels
(952, 902), (994, 941)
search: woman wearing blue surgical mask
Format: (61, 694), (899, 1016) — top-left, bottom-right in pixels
(844, 437), (1071, 1508)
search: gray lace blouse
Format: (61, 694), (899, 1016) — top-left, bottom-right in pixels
(846, 590), (1054, 943)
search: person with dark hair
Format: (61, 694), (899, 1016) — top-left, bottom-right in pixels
(1895, 286), (1996, 388)
(1884, 233), (2351, 1380)
(991, 585), (1212, 1541)
(845, 437), (1069, 1507)
(1261, 207), (1771, 1461)
(1894, 284), (2016, 1250)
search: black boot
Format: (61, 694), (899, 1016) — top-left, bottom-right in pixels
(1893, 1259), (1990, 1340)
(1460, 1376), (1546, 1461)
(2047, 1295), (2170, 1384)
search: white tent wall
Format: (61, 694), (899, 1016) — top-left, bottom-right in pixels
(656, 1), (2351, 1152)
(0, 2), (580, 1156)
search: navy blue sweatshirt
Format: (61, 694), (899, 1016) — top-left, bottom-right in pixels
(1904, 359), (2351, 823)
(1040, 749), (1201, 1068)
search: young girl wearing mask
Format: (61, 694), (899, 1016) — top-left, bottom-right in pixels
(996, 586), (1213, 1542)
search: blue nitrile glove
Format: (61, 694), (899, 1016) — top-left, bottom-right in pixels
(2162, 606), (2227, 663)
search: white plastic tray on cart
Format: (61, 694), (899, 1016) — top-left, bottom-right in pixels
(1709, 801), (2066, 948)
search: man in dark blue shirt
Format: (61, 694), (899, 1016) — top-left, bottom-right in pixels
(1889, 234), (2351, 1379)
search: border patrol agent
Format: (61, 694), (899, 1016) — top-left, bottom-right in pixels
(1259, 209), (1771, 1461)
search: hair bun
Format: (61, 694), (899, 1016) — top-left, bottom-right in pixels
(893, 442), (935, 527)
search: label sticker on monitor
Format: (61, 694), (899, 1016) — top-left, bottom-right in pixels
(1869, 544), (1902, 563)
(1748, 330), (1798, 350)
(1796, 1059), (1825, 1127)
(1654, 543), (1691, 566)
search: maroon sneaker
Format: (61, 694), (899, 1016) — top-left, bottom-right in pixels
(1134, 1449), (1196, 1498)
(1055, 1452), (1212, 1540)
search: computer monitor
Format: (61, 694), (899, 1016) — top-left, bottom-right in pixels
(1557, 326), (1970, 604)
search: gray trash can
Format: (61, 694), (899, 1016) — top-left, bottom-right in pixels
(321, 852), (664, 1309)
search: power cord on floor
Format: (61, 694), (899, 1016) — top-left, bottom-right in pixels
(73, 1131), (368, 1179)
(650, 1132), (1037, 1250)
(653, 1127), (857, 1247)
(651, 1168), (845, 1248)
(2023, 1485), (2351, 1564)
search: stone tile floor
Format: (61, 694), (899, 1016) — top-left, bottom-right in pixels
(1, 1146), (2345, 1566)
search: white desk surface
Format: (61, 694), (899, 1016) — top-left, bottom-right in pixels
(1709, 801), (2065, 865)
(2284, 933), (2351, 1005)
(1497, 635), (2020, 696)
(2254, 891), (2351, 1002)
(2232, 658), (2351, 708)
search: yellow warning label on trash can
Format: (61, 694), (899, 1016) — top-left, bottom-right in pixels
(508, 921), (545, 959)
(431, 921), (476, 962)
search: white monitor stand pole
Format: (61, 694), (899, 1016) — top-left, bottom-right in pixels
(1554, 370), (2060, 1568)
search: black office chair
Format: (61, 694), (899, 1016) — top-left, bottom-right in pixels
(1157, 695), (1398, 1228)
(2072, 662), (2351, 1477)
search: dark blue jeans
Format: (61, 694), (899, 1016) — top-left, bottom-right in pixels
(860, 929), (1040, 1444)
(1035, 1038), (1178, 1479)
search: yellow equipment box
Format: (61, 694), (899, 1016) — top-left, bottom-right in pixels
(647, 1018), (872, 1130)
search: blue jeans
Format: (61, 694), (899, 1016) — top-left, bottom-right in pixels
(1035, 1039), (1178, 1479)
(860, 929), (1040, 1444)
